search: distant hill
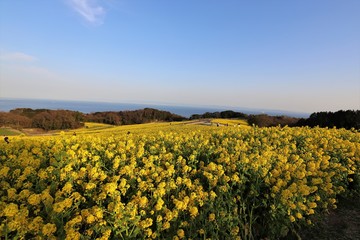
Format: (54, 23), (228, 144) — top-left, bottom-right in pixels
(0, 108), (186, 131)
(85, 108), (186, 125)
(1, 108), (358, 131)
(190, 109), (360, 129)
(191, 110), (299, 127)
(4, 108), (84, 130)
(190, 110), (247, 119)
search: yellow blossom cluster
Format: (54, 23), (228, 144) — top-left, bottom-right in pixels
(0, 124), (359, 239)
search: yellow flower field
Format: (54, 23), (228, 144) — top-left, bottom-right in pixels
(0, 124), (359, 239)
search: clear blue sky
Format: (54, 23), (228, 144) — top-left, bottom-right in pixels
(1, 0), (359, 113)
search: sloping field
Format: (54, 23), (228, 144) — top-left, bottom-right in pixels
(1, 123), (359, 239)
(70, 121), (211, 136)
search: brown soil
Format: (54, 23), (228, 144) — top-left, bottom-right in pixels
(20, 128), (58, 136)
(296, 194), (360, 240)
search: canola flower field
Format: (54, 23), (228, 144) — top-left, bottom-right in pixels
(0, 122), (359, 240)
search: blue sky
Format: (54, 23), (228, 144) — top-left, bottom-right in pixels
(0, 0), (359, 113)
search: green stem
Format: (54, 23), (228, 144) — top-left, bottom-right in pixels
(5, 219), (8, 240)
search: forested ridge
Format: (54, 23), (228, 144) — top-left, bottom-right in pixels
(191, 110), (359, 129)
(0, 108), (185, 130)
(0, 108), (358, 131)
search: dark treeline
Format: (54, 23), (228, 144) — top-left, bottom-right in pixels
(1, 108), (358, 131)
(86, 108), (186, 125)
(190, 109), (360, 129)
(190, 110), (298, 127)
(0, 108), (186, 130)
(297, 110), (360, 130)
(248, 114), (299, 127)
(190, 110), (247, 119)
(0, 108), (84, 131)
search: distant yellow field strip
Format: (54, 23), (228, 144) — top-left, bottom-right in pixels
(211, 118), (249, 126)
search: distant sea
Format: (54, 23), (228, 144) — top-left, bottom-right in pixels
(0, 98), (309, 118)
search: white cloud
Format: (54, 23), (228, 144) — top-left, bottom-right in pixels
(68, 0), (106, 25)
(0, 52), (37, 62)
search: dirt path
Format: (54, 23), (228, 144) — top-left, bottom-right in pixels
(183, 119), (213, 125)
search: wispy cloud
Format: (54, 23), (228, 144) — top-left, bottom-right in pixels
(68, 0), (106, 25)
(0, 52), (37, 62)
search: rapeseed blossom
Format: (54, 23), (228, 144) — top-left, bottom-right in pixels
(0, 125), (359, 239)
(3, 203), (19, 217)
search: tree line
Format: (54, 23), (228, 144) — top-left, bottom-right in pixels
(0, 109), (84, 131)
(297, 110), (360, 130)
(0, 108), (186, 130)
(190, 110), (247, 119)
(1, 108), (358, 131)
(190, 110), (299, 127)
(190, 110), (359, 129)
(86, 108), (186, 125)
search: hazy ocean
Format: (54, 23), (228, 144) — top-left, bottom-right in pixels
(0, 98), (309, 118)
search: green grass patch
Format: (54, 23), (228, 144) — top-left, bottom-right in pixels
(0, 128), (22, 136)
